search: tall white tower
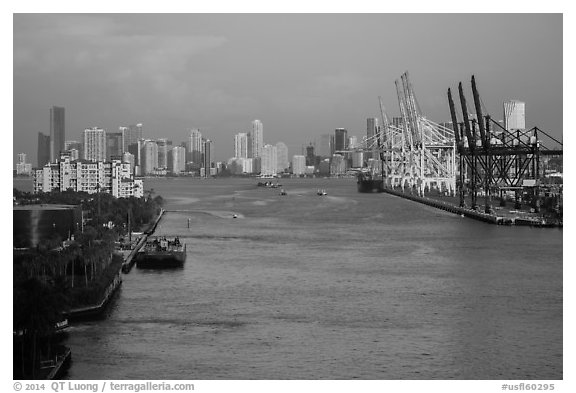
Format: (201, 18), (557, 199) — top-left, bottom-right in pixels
(250, 120), (264, 158)
(234, 133), (249, 158)
(504, 100), (526, 131)
(83, 127), (107, 162)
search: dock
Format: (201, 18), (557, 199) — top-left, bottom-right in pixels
(121, 209), (165, 273)
(381, 187), (559, 227)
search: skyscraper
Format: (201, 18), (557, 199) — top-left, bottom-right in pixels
(367, 118), (379, 142)
(234, 133), (249, 158)
(292, 155), (306, 176)
(106, 132), (124, 160)
(334, 128), (348, 152)
(83, 127), (107, 162)
(188, 128), (203, 164)
(275, 142), (289, 172)
(250, 120), (264, 158)
(156, 138), (171, 169)
(317, 134), (332, 158)
(203, 139), (214, 176)
(169, 146), (186, 174)
(50, 106), (65, 162)
(140, 140), (158, 175)
(504, 100), (526, 131)
(261, 144), (277, 176)
(121, 123), (143, 153)
(37, 132), (51, 167)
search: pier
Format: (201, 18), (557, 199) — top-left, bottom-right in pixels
(121, 208), (165, 273)
(381, 187), (559, 227)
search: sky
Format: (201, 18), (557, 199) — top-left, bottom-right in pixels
(13, 13), (563, 166)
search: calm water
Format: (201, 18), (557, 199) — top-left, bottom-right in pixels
(17, 177), (563, 379)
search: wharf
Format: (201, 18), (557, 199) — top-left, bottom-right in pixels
(381, 187), (560, 227)
(121, 209), (165, 273)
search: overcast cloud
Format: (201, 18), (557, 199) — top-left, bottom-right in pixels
(13, 14), (562, 165)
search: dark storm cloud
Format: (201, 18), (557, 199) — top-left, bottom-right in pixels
(13, 14), (562, 165)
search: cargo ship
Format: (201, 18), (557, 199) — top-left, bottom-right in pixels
(136, 236), (186, 268)
(357, 172), (384, 193)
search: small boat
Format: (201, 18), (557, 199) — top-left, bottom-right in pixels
(136, 236), (186, 268)
(317, 189), (327, 196)
(280, 189), (287, 195)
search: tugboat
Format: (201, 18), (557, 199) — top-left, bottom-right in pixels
(136, 236), (186, 268)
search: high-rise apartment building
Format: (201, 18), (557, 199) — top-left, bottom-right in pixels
(156, 138), (171, 169)
(121, 123), (143, 153)
(188, 129), (203, 164)
(250, 120), (264, 158)
(292, 155), (306, 176)
(140, 140), (159, 175)
(334, 128), (348, 152)
(169, 146), (186, 174)
(234, 132), (249, 158)
(203, 139), (214, 176)
(83, 127), (107, 162)
(106, 132), (124, 160)
(261, 144), (277, 176)
(504, 100), (526, 131)
(33, 157), (143, 198)
(37, 132), (51, 167)
(50, 106), (65, 162)
(16, 153), (32, 176)
(276, 142), (289, 172)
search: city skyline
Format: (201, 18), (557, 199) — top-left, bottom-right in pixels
(13, 14), (562, 166)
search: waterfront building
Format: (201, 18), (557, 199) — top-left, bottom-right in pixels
(292, 155), (306, 176)
(37, 132), (51, 167)
(140, 140), (159, 175)
(249, 120), (264, 158)
(317, 134), (333, 158)
(156, 138), (171, 169)
(187, 128), (203, 164)
(50, 106), (65, 162)
(330, 154), (347, 175)
(349, 136), (358, 149)
(106, 132), (123, 161)
(203, 139), (214, 176)
(261, 144), (277, 176)
(318, 159), (331, 176)
(169, 146), (186, 174)
(83, 127), (107, 162)
(276, 142), (289, 172)
(351, 151), (365, 168)
(234, 132), (249, 158)
(334, 128), (348, 152)
(121, 123), (143, 153)
(33, 157), (143, 198)
(305, 144), (315, 166)
(504, 100), (526, 131)
(16, 153), (32, 176)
